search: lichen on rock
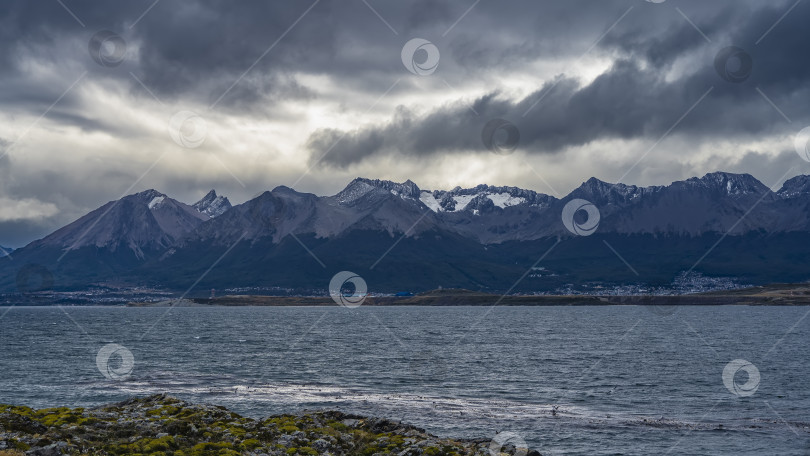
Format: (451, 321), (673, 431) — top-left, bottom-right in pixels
(0, 395), (541, 456)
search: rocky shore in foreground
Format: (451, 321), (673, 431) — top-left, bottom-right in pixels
(0, 395), (540, 456)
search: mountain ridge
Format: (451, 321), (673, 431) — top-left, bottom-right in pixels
(3, 171), (810, 293)
(9, 170), (810, 252)
(192, 190), (232, 217)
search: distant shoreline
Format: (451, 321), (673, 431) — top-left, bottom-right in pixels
(3, 284), (808, 307)
(125, 284), (810, 307)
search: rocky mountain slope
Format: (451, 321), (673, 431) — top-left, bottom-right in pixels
(25, 190), (209, 259)
(3, 172), (810, 293)
(192, 190), (232, 218)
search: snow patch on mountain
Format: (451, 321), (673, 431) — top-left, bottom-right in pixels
(777, 175), (810, 198)
(451, 194), (476, 211)
(337, 178), (422, 205)
(343, 179), (552, 214)
(419, 192), (441, 212)
(148, 196), (165, 209)
(488, 192), (526, 208)
(336, 180), (376, 204)
(419, 185), (547, 213)
(685, 172), (768, 196)
(573, 177), (663, 204)
(192, 190), (232, 217)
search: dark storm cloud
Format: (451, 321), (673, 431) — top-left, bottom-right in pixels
(0, 0), (808, 247)
(0, 0), (689, 111)
(0, 1), (327, 111)
(598, 2), (740, 67)
(305, 0), (810, 168)
(2, 0), (804, 113)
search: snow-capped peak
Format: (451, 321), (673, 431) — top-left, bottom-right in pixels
(335, 179), (375, 204)
(192, 190), (232, 217)
(420, 184), (553, 214)
(488, 192), (528, 208)
(686, 172), (768, 196)
(131, 189), (168, 209)
(777, 175), (810, 199)
(147, 195), (165, 209)
(335, 178), (421, 204)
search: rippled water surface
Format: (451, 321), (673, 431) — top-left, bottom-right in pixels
(1, 305), (808, 455)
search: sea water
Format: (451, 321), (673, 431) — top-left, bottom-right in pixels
(0, 305), (808, 455)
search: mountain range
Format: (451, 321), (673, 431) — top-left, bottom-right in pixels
(3, 172), (810, 294)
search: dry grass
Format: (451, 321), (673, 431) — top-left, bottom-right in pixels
(0, 450), (25, 456)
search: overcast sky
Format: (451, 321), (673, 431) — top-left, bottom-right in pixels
(0, 0), (808, 246)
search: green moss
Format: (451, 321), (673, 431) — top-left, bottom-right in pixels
(0, 404), (34, 416)
(210, 421), (247, 438)
(142, 435), (176, 452)
(263, 416), (298, 427)
(240, 438), (261, 450)
(10, 440), (30, 451)
(310, 426), (340, 439)
(189, 441), (236, 455)
(326, 420), (348, 431)
(29, 406), (91, 428)
(389, 434), (405, 447)
(1, 397), (500, 456)
(104, 443), (139, 455)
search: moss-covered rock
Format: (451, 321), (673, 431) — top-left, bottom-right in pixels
(0, 395), (541, 455)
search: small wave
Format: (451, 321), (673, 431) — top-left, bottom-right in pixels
(79, 376), (809, 436)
